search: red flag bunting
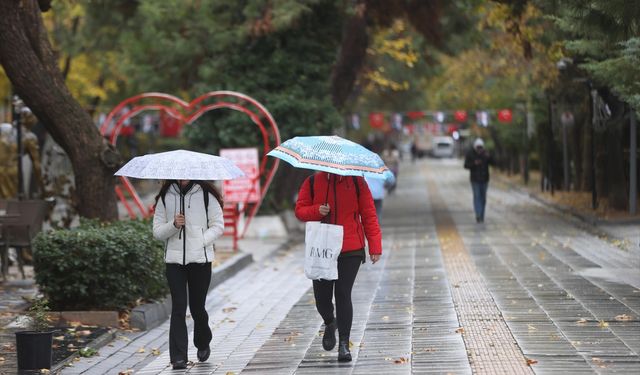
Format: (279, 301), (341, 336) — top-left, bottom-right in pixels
(454, 110), (468, 122)
(497, 109), (513, 123)
(369, 112), (386, 129)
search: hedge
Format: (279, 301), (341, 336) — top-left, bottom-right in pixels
(33, 219), (168, 310)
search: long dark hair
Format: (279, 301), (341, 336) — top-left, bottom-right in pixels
(154, 180), (224, 209)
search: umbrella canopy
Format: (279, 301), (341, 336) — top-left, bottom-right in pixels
(114, 149), (245, 180)
(267, 135), (393, 180)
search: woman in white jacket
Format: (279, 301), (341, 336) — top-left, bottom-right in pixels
(153, 179), (224, 369)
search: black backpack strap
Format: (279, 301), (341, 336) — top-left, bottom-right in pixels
(352, 176), (360, 198)
(203, 190), (209, 228)
(309, 174), (315, 201)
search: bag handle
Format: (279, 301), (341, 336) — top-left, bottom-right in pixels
(321, 174), (331, 224)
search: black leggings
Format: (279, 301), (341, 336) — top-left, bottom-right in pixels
(166, 262), (212, 363)
(312, 256), (362, 341)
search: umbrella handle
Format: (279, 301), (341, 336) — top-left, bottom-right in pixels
(178, 192), (185, 238)
(320, 174), (332, 224)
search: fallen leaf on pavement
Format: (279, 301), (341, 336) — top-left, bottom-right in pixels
(576, 318), (588, 324)
(118, 370), (133, 375)
(526, 358), (538, 366)
(455, 327), (464, 334)
(222, 307), (237, 314)
(225, 372), (235, 375)
(137, 347), (145, 353)
(598, 320), (609, 328)
(394, 357), (408, 364)
(614, 314), (632, 321)
(152, 348), (160, 356)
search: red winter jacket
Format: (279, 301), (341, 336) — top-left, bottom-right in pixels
(295, 172), (382, 255)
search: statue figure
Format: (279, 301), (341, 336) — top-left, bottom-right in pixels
(19, 108), (44, 198)
(0, 108), (45, 199)
(0, 122), (18, 199)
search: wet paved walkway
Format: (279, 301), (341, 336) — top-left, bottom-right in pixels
(62, 158), (640, 374)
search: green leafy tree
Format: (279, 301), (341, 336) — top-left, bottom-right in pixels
(536, 0), (639, 209)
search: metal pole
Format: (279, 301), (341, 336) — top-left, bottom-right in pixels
(547, 96), (555, 195)
(562, 121), (569, 190)
(12, 95), (24, 200)
(590, 88), (597, 209)
(630, 108), (637, 215)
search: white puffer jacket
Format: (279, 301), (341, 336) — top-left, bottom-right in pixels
(153, 183), (224, 264)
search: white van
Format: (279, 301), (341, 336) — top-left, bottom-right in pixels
(431, 136), (455, 158)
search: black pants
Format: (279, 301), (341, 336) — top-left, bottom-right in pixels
(313, 256), (362, 341)
(166, 262), (212, 363)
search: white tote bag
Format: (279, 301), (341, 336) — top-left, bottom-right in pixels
(304, 221), (343, 280)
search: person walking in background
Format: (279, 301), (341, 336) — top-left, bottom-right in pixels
(153, 179), (224, 370)
(464, 138), (495, 223)
(410, 139), (418, 163)
(381, 145), (400, 194)
(365, 172), (396, 223)
(295, 172), (382, 362)
(365, 176), (386, 223)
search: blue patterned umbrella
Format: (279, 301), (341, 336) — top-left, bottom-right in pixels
(267, 135), (393, 180)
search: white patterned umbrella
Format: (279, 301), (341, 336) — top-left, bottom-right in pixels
(114, 149), (245, 180)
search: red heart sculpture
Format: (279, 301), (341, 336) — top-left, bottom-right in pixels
(100, 91), (281, 239)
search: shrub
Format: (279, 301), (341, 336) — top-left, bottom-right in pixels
(33, 219), (168, 310)
(26, 298), (51, 332)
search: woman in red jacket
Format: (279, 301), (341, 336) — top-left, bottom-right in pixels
(295, 171), (382, 362)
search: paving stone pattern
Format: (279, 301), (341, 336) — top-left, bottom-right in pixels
(426, 177), (533, 374)
(435, 158), (640, 374)
(59, 158), (640, 374)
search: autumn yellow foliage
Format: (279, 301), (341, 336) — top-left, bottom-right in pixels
(427, 3), (560, 110)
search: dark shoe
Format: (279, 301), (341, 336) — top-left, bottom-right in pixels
(322, 321), (337, 351)
(338, 340), (352, 362)
(197, 347), (210, 362)
(172, 360), (187, 370)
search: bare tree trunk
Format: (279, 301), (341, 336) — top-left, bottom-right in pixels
(331, 1), (368, 109)
(600, 90), (628, 210)
(580, 118), (592, 191)
(604, 125), (628, 209)
(571, 111), (584, 190)
(0, 0), (119, 220)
